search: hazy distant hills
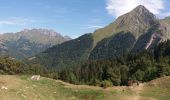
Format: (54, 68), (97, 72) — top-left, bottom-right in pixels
(0, 29), (71, 59)
(30, 5), (170, 69)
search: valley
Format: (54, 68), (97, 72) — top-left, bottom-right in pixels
(0, 1), (170, 99)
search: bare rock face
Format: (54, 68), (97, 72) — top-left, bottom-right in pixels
(114, 5), (159, 38)
(145, 22), (170, 50)
(159, 22), (170, 41)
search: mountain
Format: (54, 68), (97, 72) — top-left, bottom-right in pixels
(0, 29), (71, 59)
(31, 34), (93, 69)
(90, 5), (170, 59)
(162, 16), (170, 25)
(30, 5), (170, 69)
(92, 5), (158, 47)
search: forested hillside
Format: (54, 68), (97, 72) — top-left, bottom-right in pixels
(30, 34), (93, 69)
(0, 41), (170, 88)
(59, 40), (170, 86)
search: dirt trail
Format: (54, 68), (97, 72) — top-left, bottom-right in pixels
(132, 84), (144, 100)
(130, 84), (157, 100)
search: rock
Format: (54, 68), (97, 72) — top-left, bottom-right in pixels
(21, 94), (26, 98)
(1, 86), (8, 90)
(31, 75), (40, 80)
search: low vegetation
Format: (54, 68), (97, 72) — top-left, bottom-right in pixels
(0, 75), (169, 100)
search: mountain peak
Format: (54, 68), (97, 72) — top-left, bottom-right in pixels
(134, 5), (147, 11)
(92, 5), (159, 47)
(132, 5), (153, 16)
(114, 5), (158, 38)
(21, 28), (61, 37)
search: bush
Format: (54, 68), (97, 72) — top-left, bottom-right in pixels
(100, 80), (113, 88)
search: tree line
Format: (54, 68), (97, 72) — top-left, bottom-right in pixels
(0, 40), (170, 87)
(58, 40), (170, 87)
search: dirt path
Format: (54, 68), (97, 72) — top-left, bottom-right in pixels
(132, 84), (144, 100)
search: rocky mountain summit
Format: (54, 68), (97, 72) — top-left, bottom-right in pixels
(0, 29), (71, 59)
(90, 5), (170, 59)
(114, 5), (159, 38)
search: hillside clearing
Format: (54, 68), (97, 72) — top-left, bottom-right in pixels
(0, 75), (169, 100)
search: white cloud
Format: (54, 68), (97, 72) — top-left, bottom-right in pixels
(0, 17), (35, 26)
(81, 25), (103, 29)
(86, 25), (103, 29)
(106, 0), (165, 18)
(88, 18), (102, 24)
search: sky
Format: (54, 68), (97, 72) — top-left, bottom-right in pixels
(0, 0), (170, 38)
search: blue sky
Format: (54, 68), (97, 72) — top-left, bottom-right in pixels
(0, 0), (169, 38)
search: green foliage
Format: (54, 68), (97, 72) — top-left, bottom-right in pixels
(1, 38), (170, 88)
(133, 70), (145, 81)
(59, 68), (77, 84)
(155, 40), (170, 58)
(0, 56), (47, 75)
(90, 32), (136, 60)
(31, 33), (93, 70)
(5, 38), (51, 60)
(100, 80), (113, 88)
(120, 65), (129, 85)
(58, 40), (170, 86)
(0, 56), (29, 74)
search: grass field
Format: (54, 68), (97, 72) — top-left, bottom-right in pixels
(0, 75), (169, 100)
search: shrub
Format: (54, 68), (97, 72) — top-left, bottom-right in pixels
(100, 80), (113, 88)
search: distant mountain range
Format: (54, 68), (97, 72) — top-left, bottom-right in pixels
(0, 29), (71, 59)
(29, 5), (170, 69)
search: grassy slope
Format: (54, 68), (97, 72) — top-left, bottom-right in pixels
(92, 22), (117, 48)
(140, 77), (170, 100)
(161, 17), (170, 26)
(0, 75), (169, 100)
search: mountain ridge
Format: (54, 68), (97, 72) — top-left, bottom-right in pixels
(0, 29), (71, 59)
(92, 5), (159, 48)
(0, 29), (71, 45)
(30, 5), (170, 69)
